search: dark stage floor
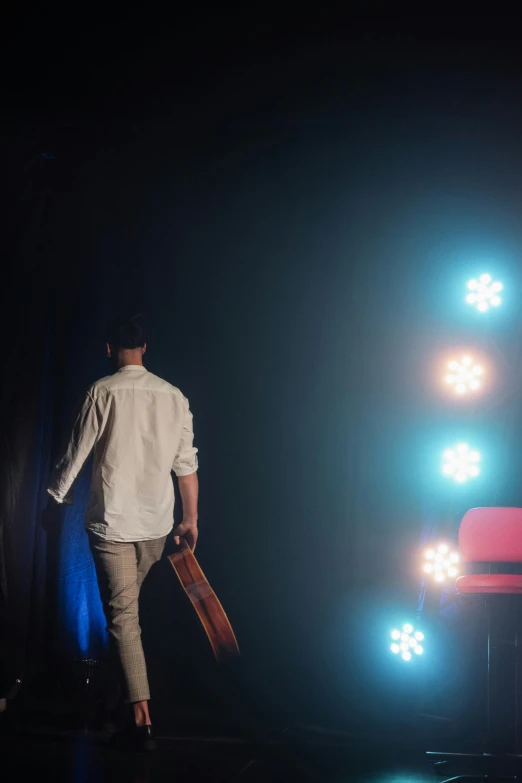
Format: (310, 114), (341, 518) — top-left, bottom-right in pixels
(1, 726), (439, 783)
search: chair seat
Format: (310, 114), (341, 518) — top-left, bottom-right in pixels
(457, 574), (522, 594)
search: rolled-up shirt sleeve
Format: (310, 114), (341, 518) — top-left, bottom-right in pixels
(47, 391), (99, 504)
(172, 396), (198, 477)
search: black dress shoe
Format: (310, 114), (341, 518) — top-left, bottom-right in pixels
(111, 724), (158, 752)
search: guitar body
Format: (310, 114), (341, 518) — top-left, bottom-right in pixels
(168, 539), (240, 662)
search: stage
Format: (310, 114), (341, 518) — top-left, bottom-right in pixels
(1, 723), (435, 783)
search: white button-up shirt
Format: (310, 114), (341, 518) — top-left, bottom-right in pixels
(48, 365), (198, 542)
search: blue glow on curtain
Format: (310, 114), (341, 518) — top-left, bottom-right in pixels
(57, 464), (107, 657)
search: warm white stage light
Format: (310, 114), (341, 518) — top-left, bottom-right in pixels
(445, 356), (483, 395)
(423, 542), (460, 582)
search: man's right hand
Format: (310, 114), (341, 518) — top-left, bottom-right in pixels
(173, 518), (198, 551)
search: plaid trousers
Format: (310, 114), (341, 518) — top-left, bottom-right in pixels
(89, 533), (167, 703)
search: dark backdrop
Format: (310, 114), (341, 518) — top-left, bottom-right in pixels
(3, 10), (522, 731)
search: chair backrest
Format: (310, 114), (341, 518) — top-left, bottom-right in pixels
(459, 507), (522, 563)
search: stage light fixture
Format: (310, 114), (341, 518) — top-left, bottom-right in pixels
(445, 356), (483, 395)
(466, 274), (503, 312)
(423, 543), (460, 582)
(442, 443), (481, 483)
(390, 624), (424, 661)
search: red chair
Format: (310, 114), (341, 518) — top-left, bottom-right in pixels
(428, 507), (522, 781)
(458, 507), (522, 596)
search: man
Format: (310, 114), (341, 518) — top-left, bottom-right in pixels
(47, 313), (198, 750)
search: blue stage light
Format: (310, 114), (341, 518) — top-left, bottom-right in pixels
(442, 443), (481, 483)
(390, 624), (424, 661)
(466, 274), (502, 312)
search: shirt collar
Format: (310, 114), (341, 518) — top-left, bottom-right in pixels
(117, 365), (147, 372)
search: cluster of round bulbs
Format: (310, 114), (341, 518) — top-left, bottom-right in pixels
(466, 274), (502, 312)
(442, 443), (481, 483)
(390, 624), (424, 661)
(423, 543), (459, 582)
(445, 356), (483, 395)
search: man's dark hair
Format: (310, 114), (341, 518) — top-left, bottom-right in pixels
(106, 313), (146, 349)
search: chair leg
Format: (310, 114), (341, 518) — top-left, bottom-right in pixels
(512, 598), (522, 753)
(433, 758), (516, 781)
(429, 743), (519, 779)
(436, 778), (512, 782)
(428, 596), (521, 780)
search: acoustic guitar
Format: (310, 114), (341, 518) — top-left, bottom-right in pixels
(168, 538), (240, 662)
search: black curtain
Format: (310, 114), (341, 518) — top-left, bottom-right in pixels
(1, 137), (56, 691)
